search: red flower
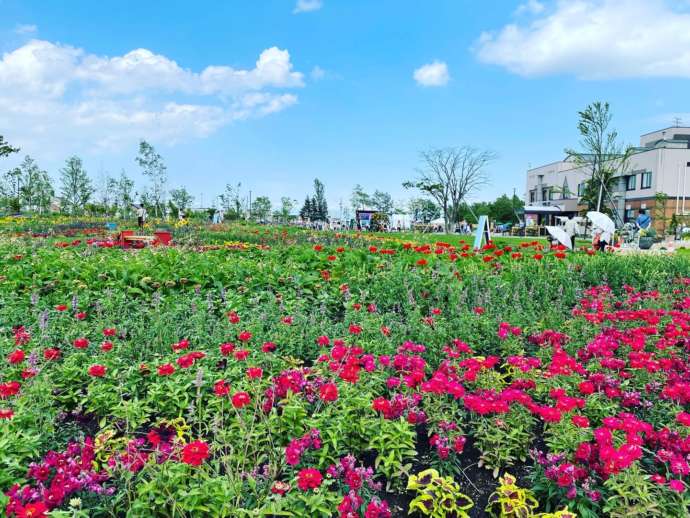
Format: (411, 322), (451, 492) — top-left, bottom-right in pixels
(349, 323), (362, 335)
(238, 331), (252, 342)
(232, 392), (251, 409)
(100, 341), (114, 352)
(44, 348), (61, 361)
(319, 383), (338, 402)
(572, 415), (590, 428)
(297, 468), (323, 491)
(317, 335), (330, 347)
(214, 380), (230, 396)
(157, 363), (175, 376)
(181, 440), (210, 466)
(247, 367), (263, 379)
(103, 328), (117, 337)
(88, 364), (106, 377)
(473, 307), (485, 315)
(8, 349), (25, 364)
(75, 312), (87, 320)
(234, 349), (250, 361)
(73, 337), (90, 349)
(533, 254), (543, 261)
(18, 502), (48, 518)
(0, 408), (14, 419)
(55, 304), (68, 312)
(676, 412), (690, 426)
(227, 311), (241, 324)
(416, 258), (428, 266)
(0, 381), (21, 398)
(262, 341), (277, 353)
(219, 342), (235, 356)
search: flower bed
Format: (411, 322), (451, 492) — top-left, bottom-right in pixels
(1, 222), (690, 517)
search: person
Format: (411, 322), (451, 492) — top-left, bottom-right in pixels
(635, 209), (652, 232)
(564, 215), (577, 250)
(178, 209), (185, 221)
(592, 226), (612, 252)
(136, 204), (146, 229)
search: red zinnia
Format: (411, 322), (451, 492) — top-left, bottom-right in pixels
(214, 380), (230, 396)
(44, 348), (60, 361)
(0, 408), (13, 419)
(73, 337), (90, 349)
(8, 349), (25, 364)
(100, 341), (114, 352)
(297, 468), (323, 491)
(18, 502), (48, 518)
(103, 328), (117, 337)
(181, 440), (210, 466)
(157, 363), (175, 376)
(88, 364), (106, 377)
(238, 331), (252, 342)
(232, 392), (251, 409)
(319, 383), (338, 402)
(247, 367), (263, 379)
(55, 304), (68, 312)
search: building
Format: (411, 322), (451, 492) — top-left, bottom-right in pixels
(525, 126), (690, 230)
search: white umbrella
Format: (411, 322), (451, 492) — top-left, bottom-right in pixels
(545, 225), (572, 249)
(586, 211), (615, 234)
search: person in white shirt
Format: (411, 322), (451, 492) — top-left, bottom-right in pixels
(136, 205), (146, 229)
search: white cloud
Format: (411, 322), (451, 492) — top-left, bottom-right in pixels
(310, 65), (326, 80)
(475, 0), (690, 79)
(413, 61), (450, 87)
(15, 24), (38, 35)
(0, 39), (304, 154)
(515, 0), (545, 15)
(293, 0), (322, 13)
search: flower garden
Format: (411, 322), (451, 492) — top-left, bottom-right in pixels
(2, 219), (690, 517)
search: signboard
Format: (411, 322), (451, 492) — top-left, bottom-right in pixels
(473, 215), (491, 250)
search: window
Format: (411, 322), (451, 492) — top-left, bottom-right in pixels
(562, 178), (570, 199)
(577, 183), (586, 197)
(625, 209), (635, 221)
(626, 174), (637, 191)
(529, 190), (536, 203)
(541, 188), (548, 201)
(641, 171), (652, 189)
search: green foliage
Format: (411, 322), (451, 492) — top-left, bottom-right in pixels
(407, 468), (474, 518)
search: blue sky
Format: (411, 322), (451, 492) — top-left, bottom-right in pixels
(1, 0), (690, 213)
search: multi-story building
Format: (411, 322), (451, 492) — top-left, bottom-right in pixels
(524, 127), (690, 230)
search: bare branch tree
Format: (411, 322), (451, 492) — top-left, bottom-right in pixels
(403, 146), (495, 232)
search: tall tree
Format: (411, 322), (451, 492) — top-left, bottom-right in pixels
(299, 197), (313, 220)
(0, 136), (19, 159)
(278, 196), (296, 222)
(219, 182), (245, 220)
(114, 170), (135, 218)
(350, 184), (371, 212)
(136, 140), (167, 217)
(408, 198), (440, 223)
(313, 178), (328, 221)
(170, 187), (194, 211)
(60, 156), (93, 215)
(371, 190), (394, 215)
(565, 102), (632, 215)
(251, 196), (272, 221)
(404, 146), (496, 233)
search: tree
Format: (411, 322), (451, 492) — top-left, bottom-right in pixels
(114, 171), (135, 218)
(404, 146), (496, 233)
(350, 184), (371, 212)
(278, 197), (296, 222)
(313, 179), (328, 221)
(565, 102), (633, 216)
(408, 198), (440, 223)
(299, 197), (313, 220)
(60, 156), (93, 215)
(136, 140), (167, 217)
(251, 196), (272, 221)
(170, 187), (194, 212)
(0, 136), (19, 159)
(219, 183), (245, 220)
(371, 190), (394, 215)
(489, 194), (523, 223)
